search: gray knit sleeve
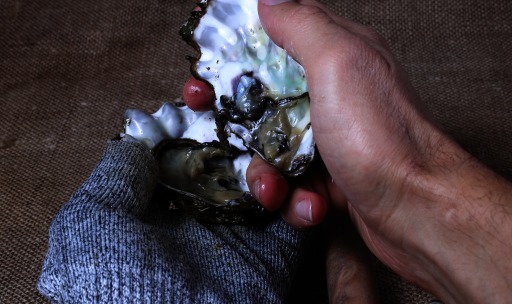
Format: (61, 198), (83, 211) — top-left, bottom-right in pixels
(38, 140), (312, 303)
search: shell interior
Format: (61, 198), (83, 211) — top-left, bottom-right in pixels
(181, 0), (315, 176)
(123, 101), (266, 224)
(120, 0), (317, 223)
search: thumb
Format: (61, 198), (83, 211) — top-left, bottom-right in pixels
(69, 140), (158, 216)
(257, 0), (360, 142)
(258, 0), (351, 69)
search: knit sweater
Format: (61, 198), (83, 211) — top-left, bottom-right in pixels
(38, 140), (313, 303)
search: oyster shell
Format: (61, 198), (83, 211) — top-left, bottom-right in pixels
(123, 101), (266, 224)
(181, 0), (315, 176)
(154, 139), (265, 224)
(120, 0), (316, 224)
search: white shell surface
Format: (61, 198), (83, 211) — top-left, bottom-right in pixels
(124, 101), (246, 151)
(194, 0), (307, 106)
(189, 0), (315, 175)
(123, 101), (251, 191)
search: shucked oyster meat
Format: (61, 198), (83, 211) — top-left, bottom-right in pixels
(155, 139), (264, 224)
(124, 101), (265, 224)
(121, 0), (315, 224)
(181, 0), (314, 176)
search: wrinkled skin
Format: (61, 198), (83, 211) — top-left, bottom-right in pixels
(183, 0), (512, 303)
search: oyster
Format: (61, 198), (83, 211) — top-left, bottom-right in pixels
(155, 139), (264, 224)
(181, 0), (315, 176)
(123, 101), (266, 224)
(120, 0), (316, 224)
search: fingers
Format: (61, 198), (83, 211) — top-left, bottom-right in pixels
(281, 186), (328, 228)
(299, 0), (390, 50)
(259, 0), (390, 58)
(246, 155), (289, 211)
(259, 0), (352, 69)
(258, 0), (395, 99)
(324, 212), (379, 303)
(247, 155), (331, 228)
(182, 76), (215, 112)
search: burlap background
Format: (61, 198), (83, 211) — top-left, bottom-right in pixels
(1, 0), (510, 302)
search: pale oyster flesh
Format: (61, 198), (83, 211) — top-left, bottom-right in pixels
(123, 101), (265, 224)
(181, 0), (315, 176)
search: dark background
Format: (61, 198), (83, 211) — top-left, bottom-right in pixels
(1, 0), (510, 302)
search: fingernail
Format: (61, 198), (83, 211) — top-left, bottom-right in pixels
(253, 179), (261, 202)
(260, 0), (294, 6)
(296, 199), (313, 222)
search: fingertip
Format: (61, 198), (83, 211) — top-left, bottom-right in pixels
(257, 0), (291, 47)
(282, 188), (328, 229)
(182, 76), (215, 112)
(247, 155), (289, 211)
(257, 173), (289, 211)
(258, 0), (338, 68)
(295, 199), (314, 224)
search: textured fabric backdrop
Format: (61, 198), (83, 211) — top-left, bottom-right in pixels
(1, 0), (510, 302)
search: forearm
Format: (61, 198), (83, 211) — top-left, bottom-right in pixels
(401, 130), (512, 303)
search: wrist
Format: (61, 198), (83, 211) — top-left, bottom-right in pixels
(398, 131), (512, 303)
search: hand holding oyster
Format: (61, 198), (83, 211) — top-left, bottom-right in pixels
(121, 0), (314, 224)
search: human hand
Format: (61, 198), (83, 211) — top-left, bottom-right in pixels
(183, 0), (512, 302)
(183, 0), (440, 236)
(38, 140), (314, 303)
(258, 1), (512, 303)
